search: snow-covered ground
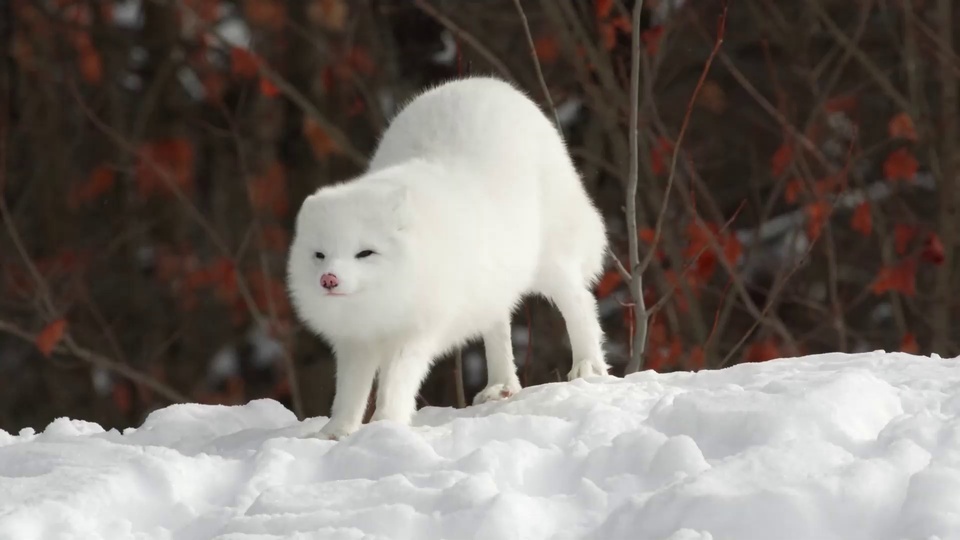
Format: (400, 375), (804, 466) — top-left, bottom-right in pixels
(2, 351), (959, 540)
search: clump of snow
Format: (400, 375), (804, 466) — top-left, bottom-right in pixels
(2, 351), (960, 539)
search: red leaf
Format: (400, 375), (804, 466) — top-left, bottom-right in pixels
(257, 223), (290, 253)
(112, 382), (133, 415)
(894, 224), (918, 255)
(687, 345), (705, 371)
(824, 94), (858, 114)
(771, 142), (793, 177)
(594, 0), (614, 19)
(534, 35), (559, 64)
(883, 148), (918, 182)
(805, 201), (830, 240)
(78, 44), (103, 84)
(596, 269), (623, 299)
(743, 338), (781, 363)
(871, 259), (917, 297)
(259, 76), (280, 97)
(900, 332), (920, 354)
(850, 201), (872, 237)
(69, 165), (116, 208)
(784, 178), (804, 204)
(639, 227), (657, 244)
(36, 319), (67, 357)
(888, 112), (917, 142)
(135, 139), (195, 198)
(303, 118), (340, 159)
(249, 161), (288, 217)
(650, 136), (674, 176)
(230, 46), (259, 78)
(593, 0), (613, 19)
(641, 27), (665, 56)
(244, 0), (285, 30)
(921, 233), (945, 265)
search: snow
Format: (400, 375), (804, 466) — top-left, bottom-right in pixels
(3, 351), (960, 540)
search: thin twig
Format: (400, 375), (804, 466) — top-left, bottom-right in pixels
(623, 0), (647, 375)
(453, 348), (466, 408)
(510, 0), (561, 131)
(171, 0), (368, 168)
(0, 319), (190, 403)
(638, 0), (728, 276)
(412, 0), (516, 82)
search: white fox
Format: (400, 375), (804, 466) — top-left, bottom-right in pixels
(287, 76), (609, 439)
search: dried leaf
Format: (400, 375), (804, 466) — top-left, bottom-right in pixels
(824, 94), (858, 114)
(534, 35), (560, 64)
(69, 165), (116, 208)
(202, 72), (226, 103)
(687, 345), (706, 371)
(259, 76), (280, 97)
(900, 332), (920, 354)
(36, 318), (67, 357)
(883, 148), (918, 182)
(303, 117), (341, 159)
(850, 201), (872, 237)
(650, 136), (674, 176)
(743, 338), (781, 363)
(871, 259), (917, 297)
(641, 27), (665, 56)
(244, 0), (285, 30)
(784, 178), (804, 204)
(594, 0), (614, 19)
(888, 112), (917, 142)
(78, 45), (102, 84)
(638, 227), (656, 244)
(184, 0), (220, 22)
(771, 142), (793, 177)
(258, 223), (290, 253)
(921, 233), (945, 265)
(136, 139), (195, 198)
(894, 224), (917, 255)
(307, 0), (348, 32)
(229, 46), (259, 78)
(112, 381), (133, 415)
(595, 269), (623, 299)
(249, 162), (288, 217)
(696, 80), (727, 113)
(805, 201), (830, 240)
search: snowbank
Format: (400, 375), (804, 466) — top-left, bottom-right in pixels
(2, 352), (959, 540)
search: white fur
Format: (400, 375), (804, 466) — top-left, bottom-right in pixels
(287, 76), (609, 439)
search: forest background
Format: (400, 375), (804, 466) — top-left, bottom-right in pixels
(1, 0), (957, 431)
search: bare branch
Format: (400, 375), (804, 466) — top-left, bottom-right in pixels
(510, 0), (561, 131)
(0, 319), (190, 404)
(412, 0), (516, 82)
(623, 0), (647, 375)
(639, 1), (728, 276)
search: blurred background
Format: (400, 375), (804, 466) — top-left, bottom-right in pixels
(1, 0), (957, 432)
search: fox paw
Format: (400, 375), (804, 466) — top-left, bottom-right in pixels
(473, 380), (522, 405)
(306, 419), (359, 441)
(568, 358), (609, 380)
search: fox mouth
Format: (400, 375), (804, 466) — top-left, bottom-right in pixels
(325, 291), (347, 297)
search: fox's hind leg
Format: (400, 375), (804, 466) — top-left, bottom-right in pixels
(473, 317), (522, 405)
(540, 270), (609, 380)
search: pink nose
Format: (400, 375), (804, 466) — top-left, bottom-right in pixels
(320, 273), (339, 290)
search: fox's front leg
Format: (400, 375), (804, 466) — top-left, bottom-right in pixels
(313, 343), (379, 440)
(371, 342), (436, 426)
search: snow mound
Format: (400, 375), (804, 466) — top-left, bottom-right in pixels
(3, 352), (960, 540)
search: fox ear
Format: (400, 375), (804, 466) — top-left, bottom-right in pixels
(386, 185), (411, 227)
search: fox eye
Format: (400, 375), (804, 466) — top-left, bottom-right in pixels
(355, 250), (375, 259)
(314, 252), (325, 260)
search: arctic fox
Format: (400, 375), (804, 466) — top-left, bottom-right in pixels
(287, 76), (609, 439)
